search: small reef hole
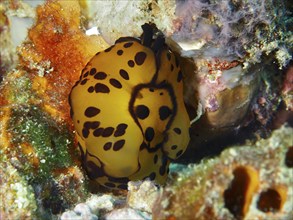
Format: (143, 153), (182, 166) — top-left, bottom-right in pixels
(257, 188), (286, 213)
(285, 146), (293, 168)
(224, 166), (259, 219)
(166, 215), (176, 220)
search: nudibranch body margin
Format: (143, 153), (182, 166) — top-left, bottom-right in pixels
(69, 24), (190, 189)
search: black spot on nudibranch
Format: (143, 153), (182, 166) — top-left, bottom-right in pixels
(154, 154), (158, 164)
(94, 72), (107, 80)
(85, 107), (101, 117)
(93, 128), (104, 137)
(176, 150), (183, 157)
(104, 45), (114, 52)
(86, 161), (104, 179)
(105, 182), (115, 188)
(91, 121), (100, 129)
(80, 79), (88, 85)
(175, 56), (180, 67)
(159, 106), (172, 120)
(128, 60), (135, 67)
(155, 142), (163, 150)
(88, 86), (94, 93)
(117, 50), (123, 55)
(103, 142), (112, 151)
(117, 184), (128, 190)
(145, 127), (155, 142)
(114, 123), (128, 137)
(82, 129), (89, 138)
(84, 122), (92, 129)
(159, 155), (168, 176)
(108, 176), (129, 183)
(140, 142), (147, 150)
(113, 140), (125, 151)
(124, 42), (133, 48)
(134, 52), (147, 65)
(166, 52), (171, 60)
(102, 127), (115, 137)
(110, 78), (122, 89)
(95, 83), (110, 93)
(90, 68), (97, 75)
(149, 172), (156, 180)
(159, 166), (166, 176)
(173, 128), (181, 134)
(177, 70), (183, 82)
(83, 71), (89, 77)
(119, 69), (129, 80)
(171, 145), (177, 150)
(135, 105), (150, 119)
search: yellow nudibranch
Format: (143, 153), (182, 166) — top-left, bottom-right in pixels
(69, 24), (190, 189)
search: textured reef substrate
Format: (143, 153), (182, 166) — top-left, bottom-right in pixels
(0, 0), (292, 219)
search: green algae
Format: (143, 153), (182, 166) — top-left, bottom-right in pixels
(6, 73), (34, 104)
(9, 105), (75, 181)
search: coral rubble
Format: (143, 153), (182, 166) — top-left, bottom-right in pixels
(0, 154), (37, 219)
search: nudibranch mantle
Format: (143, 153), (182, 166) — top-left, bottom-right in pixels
(69, 24), (190, 189)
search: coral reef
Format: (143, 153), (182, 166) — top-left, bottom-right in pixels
(171, 0), (293, 154)
(153, 125), (293, 219)
(0, 0), (109, 122)
(0, 0), (109, 217)
(59, 125), (292, 219)
(0, 0), (292, 219)
(127, 181), (159, 213)
(282, 62), (293, 111)
(0, 104), (88, 217)
(60, 194), (116, 220)
(0, 154), (37, 219)
(17, 0), (108, 123)
(173, 0), (292, 68)
(84, 0), (177, 44)
(105, 208), (149, 220)
(59, 181), (157, 219)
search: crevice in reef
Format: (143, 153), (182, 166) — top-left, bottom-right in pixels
(224, 166), (259, 219)
(285, 146), (293, 168)
(257, 187), (287, 213)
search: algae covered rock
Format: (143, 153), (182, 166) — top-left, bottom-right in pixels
(153, 125), (293, 219)
(0, 0), (292, 219)
(0, 104), (88, 217)
(0, 154), (37, 219)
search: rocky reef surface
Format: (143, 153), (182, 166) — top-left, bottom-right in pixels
(153, 125), (293, 220)
(59, 125), (293, 220)
(0, 0), (292, 219)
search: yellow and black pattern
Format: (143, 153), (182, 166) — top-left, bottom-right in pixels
(69, 24), (190, 189)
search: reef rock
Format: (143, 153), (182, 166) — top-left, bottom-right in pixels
(153, 125), (293, 219)
(0, 0), (292, 219)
